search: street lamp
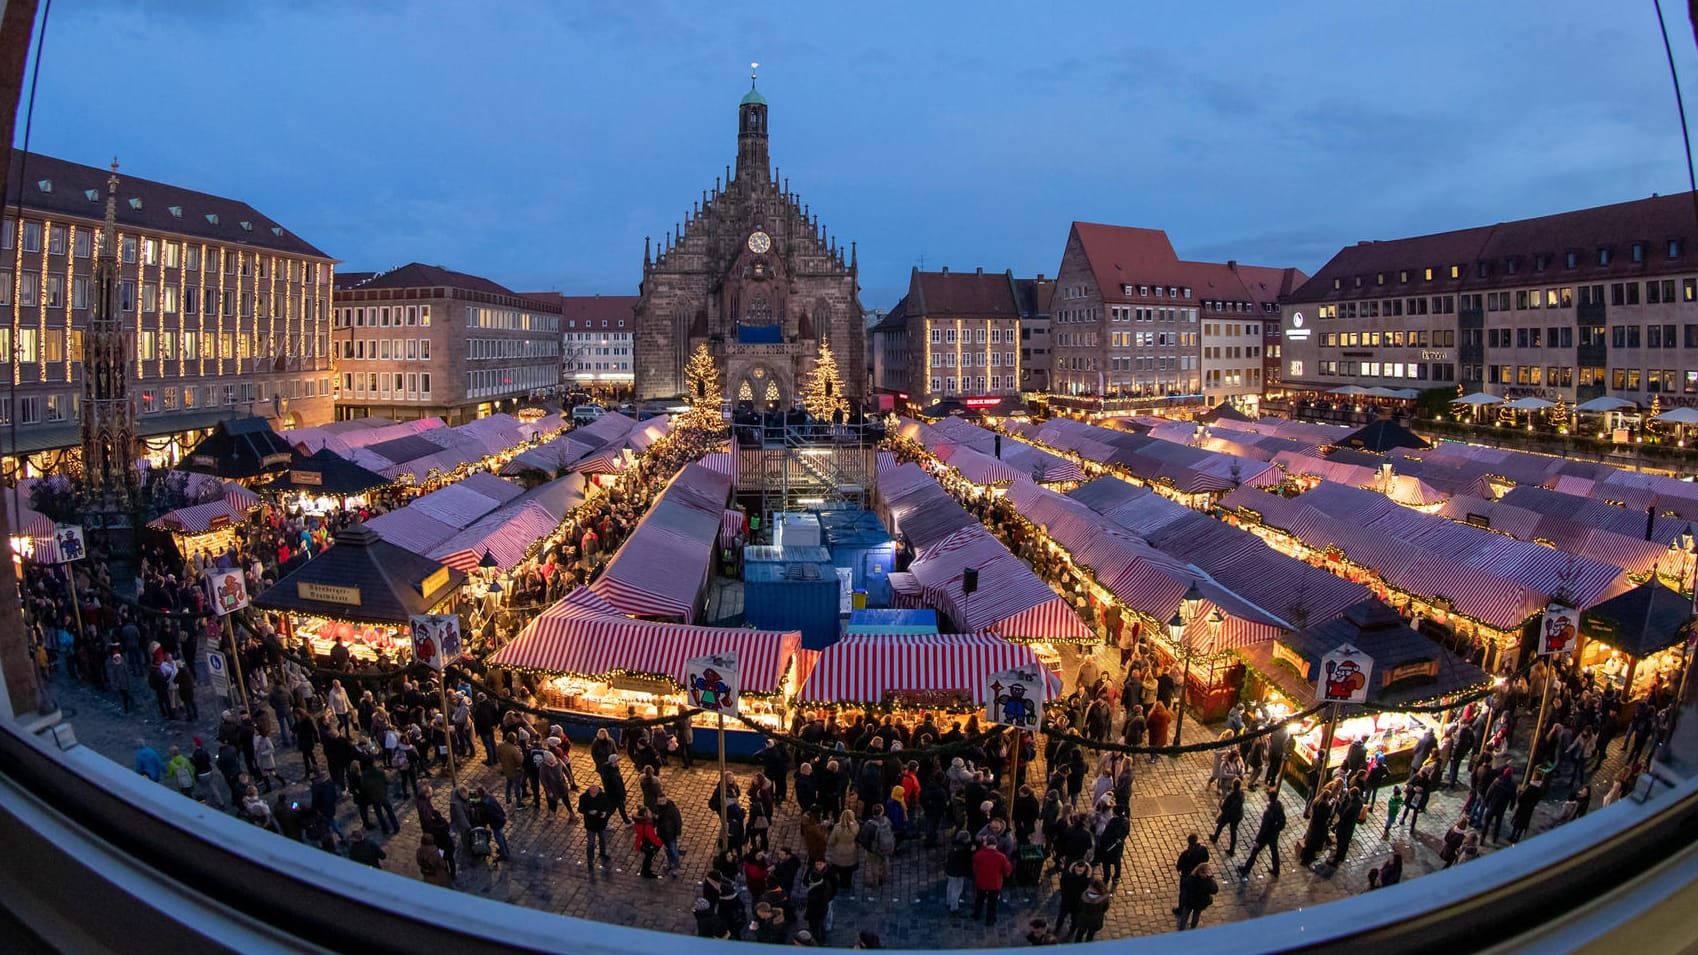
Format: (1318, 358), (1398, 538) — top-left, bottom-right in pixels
(1172, 581), (1205, 747)
(1680, 524), (1696, 598)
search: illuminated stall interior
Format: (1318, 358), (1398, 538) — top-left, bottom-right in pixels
(1578, 578), (1693, 697)
(255, 523), (465, 665)
(266, 446), (391, 515)
(1238, 599), (1490, 783)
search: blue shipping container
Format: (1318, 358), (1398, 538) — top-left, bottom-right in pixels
(814, 509), (897, 608)
(743, 546), (843, 650)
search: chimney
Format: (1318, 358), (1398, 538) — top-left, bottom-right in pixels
(976, 266), (983, 275)
(1227, 260), (1238, 272)
(941, 266), (949, 275)
(1036, 273), (1046, 282)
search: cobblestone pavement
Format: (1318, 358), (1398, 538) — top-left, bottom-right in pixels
(46, 642), (1619, 947)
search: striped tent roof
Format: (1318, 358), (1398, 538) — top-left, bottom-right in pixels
(148, 499), (248, 535)
(585, 463), (731, 621)
(427, 500), (559, 572)
(489, 589), (801, 694)
(365, 507), (459, 556)
(796, 632), (1060, 706)
(406, 482), (507, 528)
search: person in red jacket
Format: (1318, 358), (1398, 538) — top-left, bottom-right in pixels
(971, 838), (1014, 926)
(632, 807), (663, 879)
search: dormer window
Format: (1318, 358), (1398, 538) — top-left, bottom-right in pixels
(1632, 242), (1645, 263)
(1376, 273), (1385, 285)
(1669, 239), (1683, 259)
(1599, 247), (1611, 265)
(168, 206), (182, 218)
(83, 189), (98, 202)
(35, 179), (49, 193)
(1506, 257), (1518, 275)
(1534, 254), (1549, 271)
(1399, 270), (1409, 283)
(270, 226), (283, 236)
(128, 197), (142, 210)
(1566, 251), (1578, 269)
(205, 213), (219, 225)
(239, 220), (252, 232)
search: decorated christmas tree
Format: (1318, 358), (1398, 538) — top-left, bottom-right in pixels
(1549, 393), (1569, 431)
(801, 339), (848, 423)
(680, 343), (726, 432)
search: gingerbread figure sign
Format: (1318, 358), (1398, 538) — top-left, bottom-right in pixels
(685, 652), (740, 715)
(204, 570), (249, 617)
(1316, 643), (1373, 705)
(1539, 603), (1579, 656)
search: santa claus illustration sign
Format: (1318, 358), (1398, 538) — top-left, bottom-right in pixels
(1317, 643), (1373, 705)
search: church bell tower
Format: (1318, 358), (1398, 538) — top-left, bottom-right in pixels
(736, 63), (769, 183)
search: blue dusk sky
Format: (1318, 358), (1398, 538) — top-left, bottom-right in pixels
(17, 1), (1698, 310)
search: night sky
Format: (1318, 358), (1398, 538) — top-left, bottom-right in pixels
(19, 1), (1698, 309)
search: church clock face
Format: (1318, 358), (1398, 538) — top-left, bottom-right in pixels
(747, 230), (772, 254)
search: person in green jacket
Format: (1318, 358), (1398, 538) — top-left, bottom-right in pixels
(1382, 785), (1403, 840)
(164, 745), (196, 797)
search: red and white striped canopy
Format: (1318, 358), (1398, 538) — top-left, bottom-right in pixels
(428, 501), (559, 572)
(148, 500), (248, 536)
(569, 445), (627, 474)
(699, 451), (739, 481)
(719, 509), (747, 547)
(489, 588), (801, 694)
(797, 632), (1061, 706)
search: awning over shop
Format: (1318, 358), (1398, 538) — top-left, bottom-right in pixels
(269, 447), (391, 497)
(797, 632), (1061, 706)
(1580, 578), (1694, 658)
(490, 587), (801, 694)
(254, 523), (465, 625)
(587, 462), (731, 622)
(181, 415), (295, 480)
(148, 500), (248, 536)
(1239, 599), (1490, 709)
(428, 500), (560, 572)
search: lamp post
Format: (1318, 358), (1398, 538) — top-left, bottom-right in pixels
(1681, 524), (1696, 610)
(1171, 581), (1205, 748)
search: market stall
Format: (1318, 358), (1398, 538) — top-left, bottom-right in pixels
(266, 447), (391, 515)
(796, 631), (1061, 714)
(181, 415), (296, 482)
(488, 586), (804, 754)
(254, 523), (466, 665)
(148, 500), (251, 564)
(1237, 599), (1490, 786)
(588, 463), (731, 623)
(1578, 578), (1694, 697)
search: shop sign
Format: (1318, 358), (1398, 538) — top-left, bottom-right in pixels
(207, 514), (232, 530)
(1539, 603), (1579, 655)
(299, 581), (361, 606)
(685, 652), (740, 715)
(204, 570), (250, 616)
(1287, 312), (1311, 342)
(419, 567), (451, 597)
(1317, 643), (1373, 705)
(49, 524), (85, 563)
(290, 470), (324, 487)
(408, 613), (461, 671)
(261, 452), (293, 468)
(986, 666), (1047, 728)
(1382, 660), (1438, 685)
(882, 688), (972, 709)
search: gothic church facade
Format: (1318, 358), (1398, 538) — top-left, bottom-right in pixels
(634, 79), (865, 405)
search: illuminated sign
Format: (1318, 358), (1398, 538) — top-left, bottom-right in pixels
(290, 470), (324, 486)
(1287, 311), (1311, 341)
(1420, 351), (1450, 360)
(420, 566), (451, 597)
(299, 581), (361, 606)
(963, 397), (1002, 408)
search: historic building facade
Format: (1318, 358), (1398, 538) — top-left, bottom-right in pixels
(332, 263), (560, 424)
(1280, 191), (1698, 406)
(0, 153), (336, 477)
(634, 78), (865, 406)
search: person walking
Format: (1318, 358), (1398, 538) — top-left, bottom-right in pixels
(106, 649), (132, 713)
(633, 807), (663, 879)
(1509, 774), (1545, 844)
(580, 783), (613, 867)
(943, 830), (974, 913)
(1211, 778), (1246, 855)
(1481, 768), (1516, 844)
(656, 793), (684, 875)
(970, 837), (1014, 927)
(1172, 833), (1208, 914)
(1096, 810), (1129, 884)
(1328, 786), (1365, 866)
(1237, 796), (1286, 879)
(1054, 860), (1092, 939)
(760, 738), (791, 809)
(801, 859), (836, 943)
(1175, 862), (1219, 931)
(477, 786), (511, 862)
(861, 803), (895, 893)
(599, 752), (632, 825)
(359, 760), (400, 835)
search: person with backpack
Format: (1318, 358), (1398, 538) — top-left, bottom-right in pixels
(165, 745), (196, 797)
(860, 802), (896, 891)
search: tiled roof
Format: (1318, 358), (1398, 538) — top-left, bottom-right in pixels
(8, 151), (329, 258)
(539, 294), (638, 330)
(870, 295), (909, 333)
(1287, 191), (1698, 304)
(909, 269), (1019, 317)
(1067, 222), (1298, 309)
(340, 263), (561, 311)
